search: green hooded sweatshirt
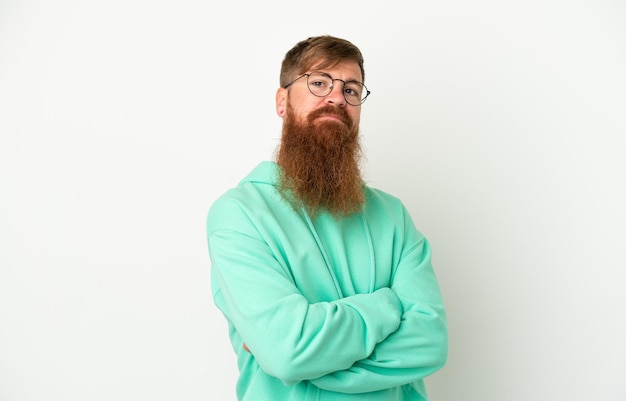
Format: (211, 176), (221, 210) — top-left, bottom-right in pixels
(206, 161), (448, 401)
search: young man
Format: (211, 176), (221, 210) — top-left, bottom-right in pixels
(206, 35), (448, 401)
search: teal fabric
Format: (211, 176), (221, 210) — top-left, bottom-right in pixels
(207, 161), (448, 401)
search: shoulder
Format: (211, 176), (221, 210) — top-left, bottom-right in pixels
(208, 161), (279, 209)
(364, 185), (407, 216)
(207, 162), (292, 233)
(363, 185), (426, 241)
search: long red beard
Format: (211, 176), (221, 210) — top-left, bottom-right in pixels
(276, 105), (365, 217)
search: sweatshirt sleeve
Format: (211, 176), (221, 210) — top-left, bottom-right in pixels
(310, 209), (448, 393)
(207, 196), (404, 385)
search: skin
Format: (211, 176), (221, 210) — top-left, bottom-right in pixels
(275, 60), (363, 128)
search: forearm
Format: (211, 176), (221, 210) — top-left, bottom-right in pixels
(218, 285), (403, 383)
(310, 307), (448, 393)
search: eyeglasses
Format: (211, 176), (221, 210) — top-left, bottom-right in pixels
(283, 71), (371, 106)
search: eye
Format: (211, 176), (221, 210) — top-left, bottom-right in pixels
(310, 79), (327, 88)
(344, 82), (363, 98)
(310, 76), (331, 88)
(307, 73), (334, 95)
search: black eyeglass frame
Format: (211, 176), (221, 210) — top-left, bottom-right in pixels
(283, 72), (371, 106)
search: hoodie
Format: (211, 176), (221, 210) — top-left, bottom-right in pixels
(206, 161), (448, 401)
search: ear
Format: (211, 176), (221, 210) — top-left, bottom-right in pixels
(275, 87), (287, 118)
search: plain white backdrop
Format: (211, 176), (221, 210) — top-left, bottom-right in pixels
(1, 1), (625, 400)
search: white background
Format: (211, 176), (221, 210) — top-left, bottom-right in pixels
(1, 1), (625, 400)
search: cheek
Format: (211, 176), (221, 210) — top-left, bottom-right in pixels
(291, 99), (320, 120)
(287, 92), (311, 114)
(349, 110), (361, 127)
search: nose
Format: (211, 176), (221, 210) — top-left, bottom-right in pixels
(325, 81), (347, 106)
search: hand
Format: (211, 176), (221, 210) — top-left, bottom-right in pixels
(243, 343), (251, 353)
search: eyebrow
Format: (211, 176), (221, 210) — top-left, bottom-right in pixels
(313, 70), (363, 83)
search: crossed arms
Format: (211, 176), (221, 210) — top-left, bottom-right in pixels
(207, 198), (448, 393)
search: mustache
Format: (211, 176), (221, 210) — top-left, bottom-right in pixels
(307, 105), (353, 127)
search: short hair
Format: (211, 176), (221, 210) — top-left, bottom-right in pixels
(279, 35), (365, 87)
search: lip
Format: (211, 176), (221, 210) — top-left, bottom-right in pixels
(317, 114), (346, 124)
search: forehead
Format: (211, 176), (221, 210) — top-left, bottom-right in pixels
(308, 60), (363, 82)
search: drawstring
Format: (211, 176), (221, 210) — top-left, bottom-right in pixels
(360, 213), (376, 293)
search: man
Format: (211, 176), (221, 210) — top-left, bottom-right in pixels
(206, 35), (448, 401)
